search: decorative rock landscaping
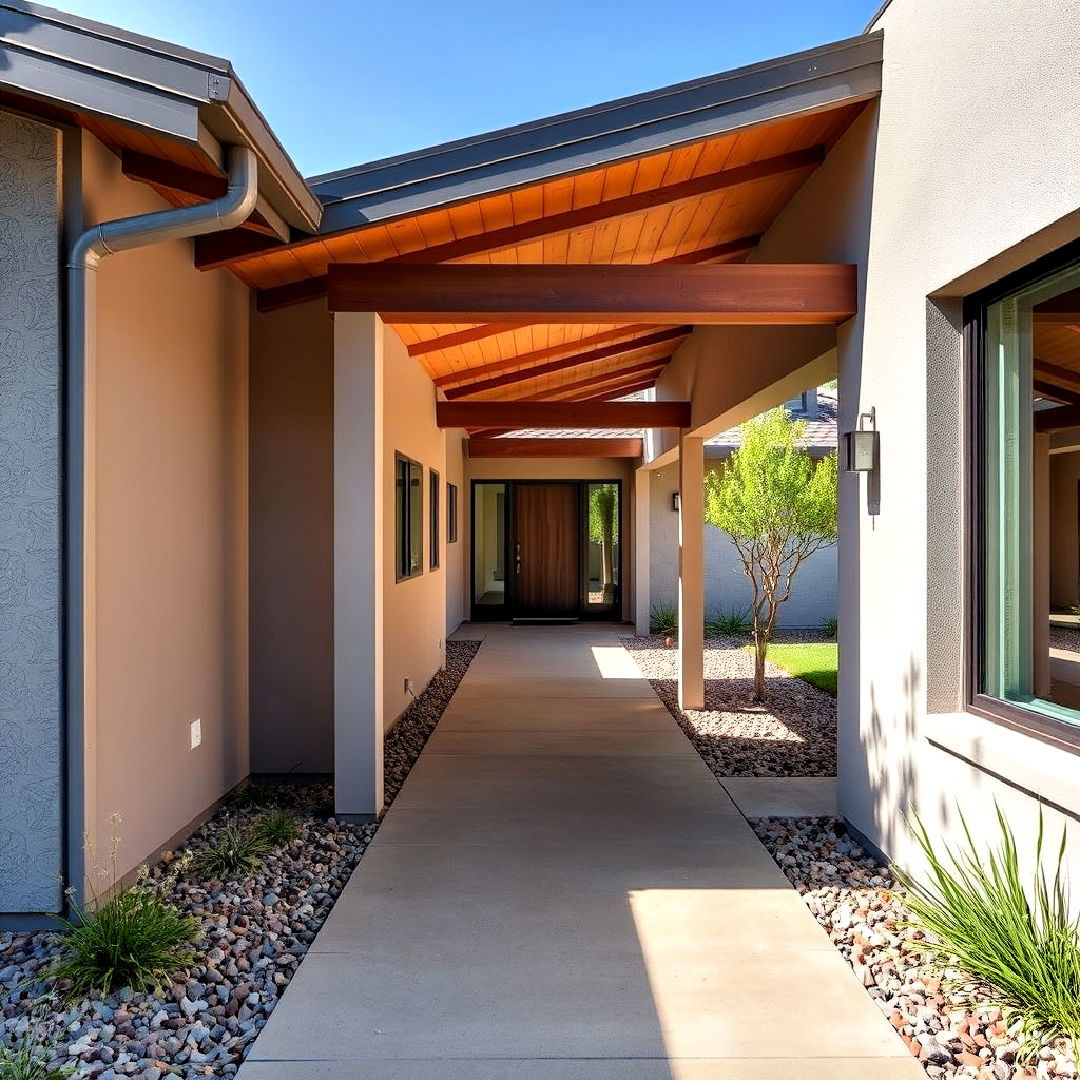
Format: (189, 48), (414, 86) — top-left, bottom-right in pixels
(621, 633), (836, 776)
(0, 639), (479, 1079)
(752, 817), (1077, 1080)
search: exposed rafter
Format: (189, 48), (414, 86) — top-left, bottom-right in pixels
(518, 356), (670, 402)
(467, 437), (643, 459)
(436, 400), (690, 429)
(444, 327), (688, 400)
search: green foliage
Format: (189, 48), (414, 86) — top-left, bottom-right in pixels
(253, 811), (301, 847)
(51, 874), (198, 998)
(649, 601), (679, 636)
(705, 607), (750, 637)
(704, 407), (838, 699)
(587, 483), (618, 545)
(822, 615), (839, 638)
(226, 779), (287, 811)
(194, 823), (270, 881)
(0, 1026), (76, 1080)
(757, 642), (838, 695)
(895, 806), (1080, 1058)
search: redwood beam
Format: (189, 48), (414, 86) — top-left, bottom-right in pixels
(436, 400), (690, 429)
(520, 356), (669, 402)
(257, 276), (334, 313)
(328, 263), (857, 325)
(1034, 380), (1080, 406)
(1036, 404), (1080, 433)
(587, 377), (659, 401)
(1035, 359), (1080, 392)
(467, 437), (643, 459)
(445, 327), (687, 399)
(196, 228), (283, 269)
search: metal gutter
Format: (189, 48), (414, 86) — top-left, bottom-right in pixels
(64, 145), (257, 903)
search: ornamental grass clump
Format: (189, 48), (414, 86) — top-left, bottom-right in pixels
(194, 822), (270, 881)
(253, 810), (301, 846)
(895, 805), (1080, 1057)
(0, 1023), (75, 1080)
(649, 601), (678, 636)
(705, 607), (751, 637)
(51, 874), (197, 998)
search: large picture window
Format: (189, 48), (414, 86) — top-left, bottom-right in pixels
(975, 253), (1080, 731)
(395, 453), (423, 581)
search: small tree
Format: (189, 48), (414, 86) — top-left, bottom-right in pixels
(704, 407), (838, 701)
(588, 483), (618, 602)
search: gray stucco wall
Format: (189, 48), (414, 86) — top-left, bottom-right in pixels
(0, 110), (62, 914)
(648, 463), (836, 629)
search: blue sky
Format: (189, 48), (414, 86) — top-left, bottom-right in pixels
(63, 0), (879, 177)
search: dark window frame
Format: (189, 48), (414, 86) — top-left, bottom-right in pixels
(429, 468), (440, 569)
(447, 482), (459, 543)
(394, 452), (424, 582)
(965, 237), (1080, 755)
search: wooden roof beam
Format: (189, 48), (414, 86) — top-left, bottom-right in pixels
(519, 356), (670, 402)
(444, 327), (688, 399)
(328, 263), (858, 325)
(467, 437), (643, 459)
(1035, 359), (1080, 392)
(436, 400), (690, 429)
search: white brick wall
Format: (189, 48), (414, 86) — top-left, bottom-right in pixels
(648, 464), (836, 629)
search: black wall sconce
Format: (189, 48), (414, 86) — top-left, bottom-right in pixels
(842, 406), (878, 472)
(671, 491), (681, 512)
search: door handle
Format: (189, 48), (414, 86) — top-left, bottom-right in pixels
(515, 542), (521, 574)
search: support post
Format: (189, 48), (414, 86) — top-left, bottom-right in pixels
(634, 468), (651, 635)
(334, 312), (385, 820)
(678, 435), (704, 709)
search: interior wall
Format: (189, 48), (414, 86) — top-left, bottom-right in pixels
(83, 131), (251, 882)
(249, 300), (334, 773)
(1050, 451), (1080, 610)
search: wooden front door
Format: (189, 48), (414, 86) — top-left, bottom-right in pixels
(513, 484), (580, 616)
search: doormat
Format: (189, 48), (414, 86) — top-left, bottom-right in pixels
(511, 617), (580, 625)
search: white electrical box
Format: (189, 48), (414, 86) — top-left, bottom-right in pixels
(190, 718), (202, 750)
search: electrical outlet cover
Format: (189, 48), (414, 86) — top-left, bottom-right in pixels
(190, 718), (202, 750)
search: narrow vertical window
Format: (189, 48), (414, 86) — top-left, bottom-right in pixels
(395, 453), (424, 580)
(429, 469), (440, 569)
(447, 482), (458, 543)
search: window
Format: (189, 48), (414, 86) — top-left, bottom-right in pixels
(429, 469), (440, 569)
(447, 482), (459, 543)
(974, 251), (1080, 733)
(585, 481), (620, 609)
(395, 453), (423, 580)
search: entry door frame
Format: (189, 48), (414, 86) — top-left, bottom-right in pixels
(469, 478), (624, 621)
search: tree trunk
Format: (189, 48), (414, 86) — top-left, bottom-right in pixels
(753, 636), (767, 701)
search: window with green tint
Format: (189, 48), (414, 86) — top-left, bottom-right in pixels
(979, 261), (1080, 724)
(395, 453), (423, 580)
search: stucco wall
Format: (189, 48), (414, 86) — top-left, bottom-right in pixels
(834, 0), (1080, 872)
(648, 463), (837, 629)
(249, 300), (334, 773)
(381, 326), (451, 728)
(83, 132), (251, 882)
(0, 110), (62, 914)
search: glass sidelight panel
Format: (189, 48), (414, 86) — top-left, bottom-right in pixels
(473, 482), (507, 608)
(585, 482), (620, 609)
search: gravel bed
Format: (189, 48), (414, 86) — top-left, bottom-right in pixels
(752, 817), (1076, 1080)
(1049, 627), (1080, 653)
(621, 633), (836, 776)
(0, 639), (479, 1079)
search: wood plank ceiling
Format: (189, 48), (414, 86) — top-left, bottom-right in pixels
(203, 99), (867, 405)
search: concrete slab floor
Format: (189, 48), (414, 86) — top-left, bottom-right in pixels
(239, 623), (920, 1080)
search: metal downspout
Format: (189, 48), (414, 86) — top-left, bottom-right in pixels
(65, 146), (258, 904)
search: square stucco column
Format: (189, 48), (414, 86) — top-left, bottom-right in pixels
(334, 312), (385, 820)
(678, 435), (705, 710)
(634, 467), (651, 635)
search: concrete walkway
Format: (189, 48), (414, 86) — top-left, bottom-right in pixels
(238, 624), (921, 1080)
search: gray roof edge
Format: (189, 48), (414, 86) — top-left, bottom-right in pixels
(308, 31), (883, 198)
(864, 0), (894, 31)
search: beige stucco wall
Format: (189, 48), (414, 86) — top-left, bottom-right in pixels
(836, 0), (1080, 872)
(82, 131), (251, 881)
(249, 300), (334, 772)
(381, 327), (453, 728)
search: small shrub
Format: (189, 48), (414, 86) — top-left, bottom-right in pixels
(194, 823), (269, 881)
(895, 805), (1080, 1057)
(649, 601), (678, 636)
(705, 607), (750, 637)
(0, 1024), (75, 1080)
(253, 810), (301, 846)
(821, 615), (838, 638)
(226, 779), (286, 811)
(51, 873), (198, 998)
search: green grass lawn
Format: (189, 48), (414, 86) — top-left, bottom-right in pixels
(754, 641), (838, 696)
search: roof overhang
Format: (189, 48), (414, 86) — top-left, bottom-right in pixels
(0, 0), (321, 230)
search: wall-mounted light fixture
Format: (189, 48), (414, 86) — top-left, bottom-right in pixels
(843, 406), (878, 472)
(671, 491), (681, 512)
